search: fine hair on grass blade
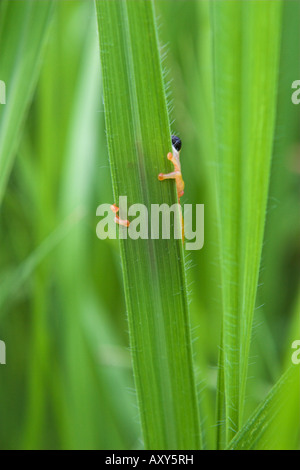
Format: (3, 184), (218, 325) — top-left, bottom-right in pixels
(227, 366), (300, 450)
(95, 0), (201, 450)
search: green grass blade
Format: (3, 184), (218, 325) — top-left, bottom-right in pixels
(211, 1), (242, 442)
(211, 0), (283, 443)
(239, 0), (283, 427)
(0, 0), (54, 204)
(95, 0), (200, 450)
(227, 366), (300, 450)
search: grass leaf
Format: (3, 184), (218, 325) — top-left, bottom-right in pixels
(95, 0), (200, 449)
(211, 0), (283, 443)
(227, 366), (300, 450)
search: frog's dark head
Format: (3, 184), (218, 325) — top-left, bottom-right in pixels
(171, 135), (182, 152)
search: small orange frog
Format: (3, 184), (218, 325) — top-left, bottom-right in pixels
(158, 135), (184, 200)
(111, 135), (185, 242)
(158, 135), (184, 241)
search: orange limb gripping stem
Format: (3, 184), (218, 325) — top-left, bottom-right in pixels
(158, 152), (185, 200)
(110, 203), (130, 227)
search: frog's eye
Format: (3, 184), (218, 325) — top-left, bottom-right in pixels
(171, 135), (182, 152)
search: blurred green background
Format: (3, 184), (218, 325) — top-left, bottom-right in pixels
(0, 0), (299, 449)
